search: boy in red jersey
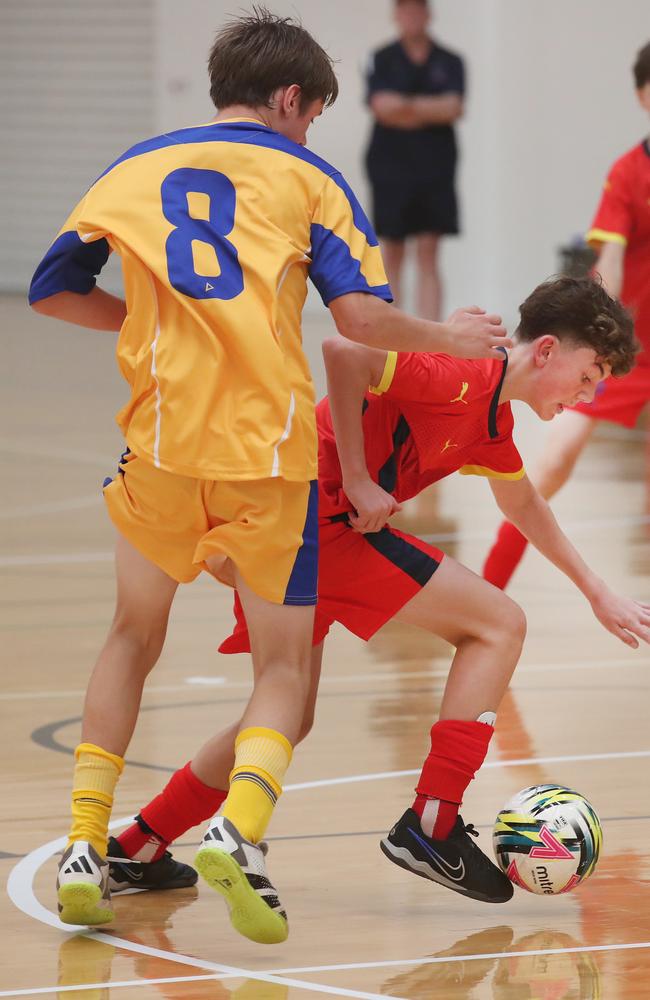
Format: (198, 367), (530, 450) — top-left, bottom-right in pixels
(484, 41), (650, 589)
(120, 276), (649, 905)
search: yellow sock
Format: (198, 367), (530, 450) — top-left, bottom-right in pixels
(67, 743), (124, 857)
(222, 727), (293, 844)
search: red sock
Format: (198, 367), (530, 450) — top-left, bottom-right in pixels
(218, 593), (252, 654)
(482, 520), (528, 590)
(412, 719), (494, 840)
(117, 762), (227, 862)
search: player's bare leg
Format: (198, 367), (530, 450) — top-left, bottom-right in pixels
(81, 536), (179, 754)
(380, 237), (406, 307)
(58, 536), (179, 925)
(194, 564), (317, 943)
(223, 567), (315, 741)
(394, 556), (526, 716)
(380, 556), (524, 903)
(484, 409), (596, 588)
(415, 232), (442, 321)
(112, 640), (324, 905)
(191, 640), (324, 788)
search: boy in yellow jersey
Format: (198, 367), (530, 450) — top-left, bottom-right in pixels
(29, 8), (510, 943)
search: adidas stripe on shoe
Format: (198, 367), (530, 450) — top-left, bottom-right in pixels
(57, 841), (113, 926)
(195, 815), (288, 944)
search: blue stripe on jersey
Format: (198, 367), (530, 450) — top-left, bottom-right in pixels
(29, 231), (110, 304)
(96, 121), (379, 247)
(309, 223), (393, 306)
(283, 480), (319, 606)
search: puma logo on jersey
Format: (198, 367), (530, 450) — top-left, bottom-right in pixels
(450, 381), (469, 404)
(441, 439), (458, 453)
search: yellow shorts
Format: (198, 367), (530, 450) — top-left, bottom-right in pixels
(103, 450), (318, 605)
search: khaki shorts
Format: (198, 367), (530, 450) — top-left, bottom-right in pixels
(103, 450), (318, 605)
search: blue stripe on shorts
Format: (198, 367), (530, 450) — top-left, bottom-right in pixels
(283, 480), (319, 606)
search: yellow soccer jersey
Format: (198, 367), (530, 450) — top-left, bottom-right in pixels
(30, 118), (391, 481)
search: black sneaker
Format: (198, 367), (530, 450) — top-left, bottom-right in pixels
(106, 836), (198, 893)
(380, 809), (513, 904)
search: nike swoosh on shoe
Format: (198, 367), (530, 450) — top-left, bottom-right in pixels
(124, 866), (144, 881)
(408, 828), (466, 881)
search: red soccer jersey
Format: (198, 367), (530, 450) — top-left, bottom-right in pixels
(318, 350), (524, 518)
(587, 140), (650, 361)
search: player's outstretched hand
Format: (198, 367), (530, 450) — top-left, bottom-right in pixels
(343, 476), (402, 534)
(589, 586), (650, 648)
(445, 306), (513, 360)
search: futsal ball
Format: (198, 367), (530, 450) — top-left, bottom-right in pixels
(493, 784), (602, 895)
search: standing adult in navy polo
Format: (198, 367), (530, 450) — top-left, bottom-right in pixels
(365, 0), (465, 320)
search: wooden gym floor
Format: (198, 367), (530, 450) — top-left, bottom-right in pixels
(1, 293), (649, 999)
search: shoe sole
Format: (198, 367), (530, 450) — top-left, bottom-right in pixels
(195, 846), (288, 945)
(109, 876), (198, 893)
(379, 838), (513, 904)
(108, 867), (198, 893)
(58, 883), (114, 926)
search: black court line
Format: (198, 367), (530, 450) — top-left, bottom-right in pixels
(10, 814), (650, 864)
(30, 688), (445, 772)
(32, 679), (649, 774)
(177, 812), (650, 847)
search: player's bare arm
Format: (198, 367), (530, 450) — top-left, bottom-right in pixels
(322, 336), (400, 533)
(489, 475), (650, 648)
(329, 293), (512, 357)
(31, 288), (126, 332)
(593, 240), (625, 299)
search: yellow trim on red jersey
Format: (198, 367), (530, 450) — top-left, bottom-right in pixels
(586, 227), (627, 248)
(369, 351), (398, 395)
(459, 464), (525, 481)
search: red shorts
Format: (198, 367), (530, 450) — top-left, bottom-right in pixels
(219, 516), (445, 652)
(568, 363), (650, 429)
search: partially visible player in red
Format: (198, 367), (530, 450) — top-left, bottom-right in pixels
(483, 41), (650, 589)
(118, 276), (650, 906)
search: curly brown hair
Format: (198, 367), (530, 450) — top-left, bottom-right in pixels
(515, 276), (638, 377)
(208, 7), (338, 112)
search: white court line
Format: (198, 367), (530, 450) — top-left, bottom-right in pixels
(7, 747), (650, 1000)
(5, 939), (650, 998)
(0, 440), (114, 468)
(6, 832), (399, 1000)
(272, 938), (650, 975)
(185, 676), (227, 686)
(3, 506), (650, 567)
(283, 749), (650, 792)
(0, 551), (113, 568)
(0, 655), (645, 701)
(0, 974), (220, 998)
(424, 511), (650, 544)
(0, 496), (102, 520)
(0, 685), (212, 702)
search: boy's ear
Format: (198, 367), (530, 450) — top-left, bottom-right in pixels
(532, 334), (557, 368)
(278, 83), (302, 115)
